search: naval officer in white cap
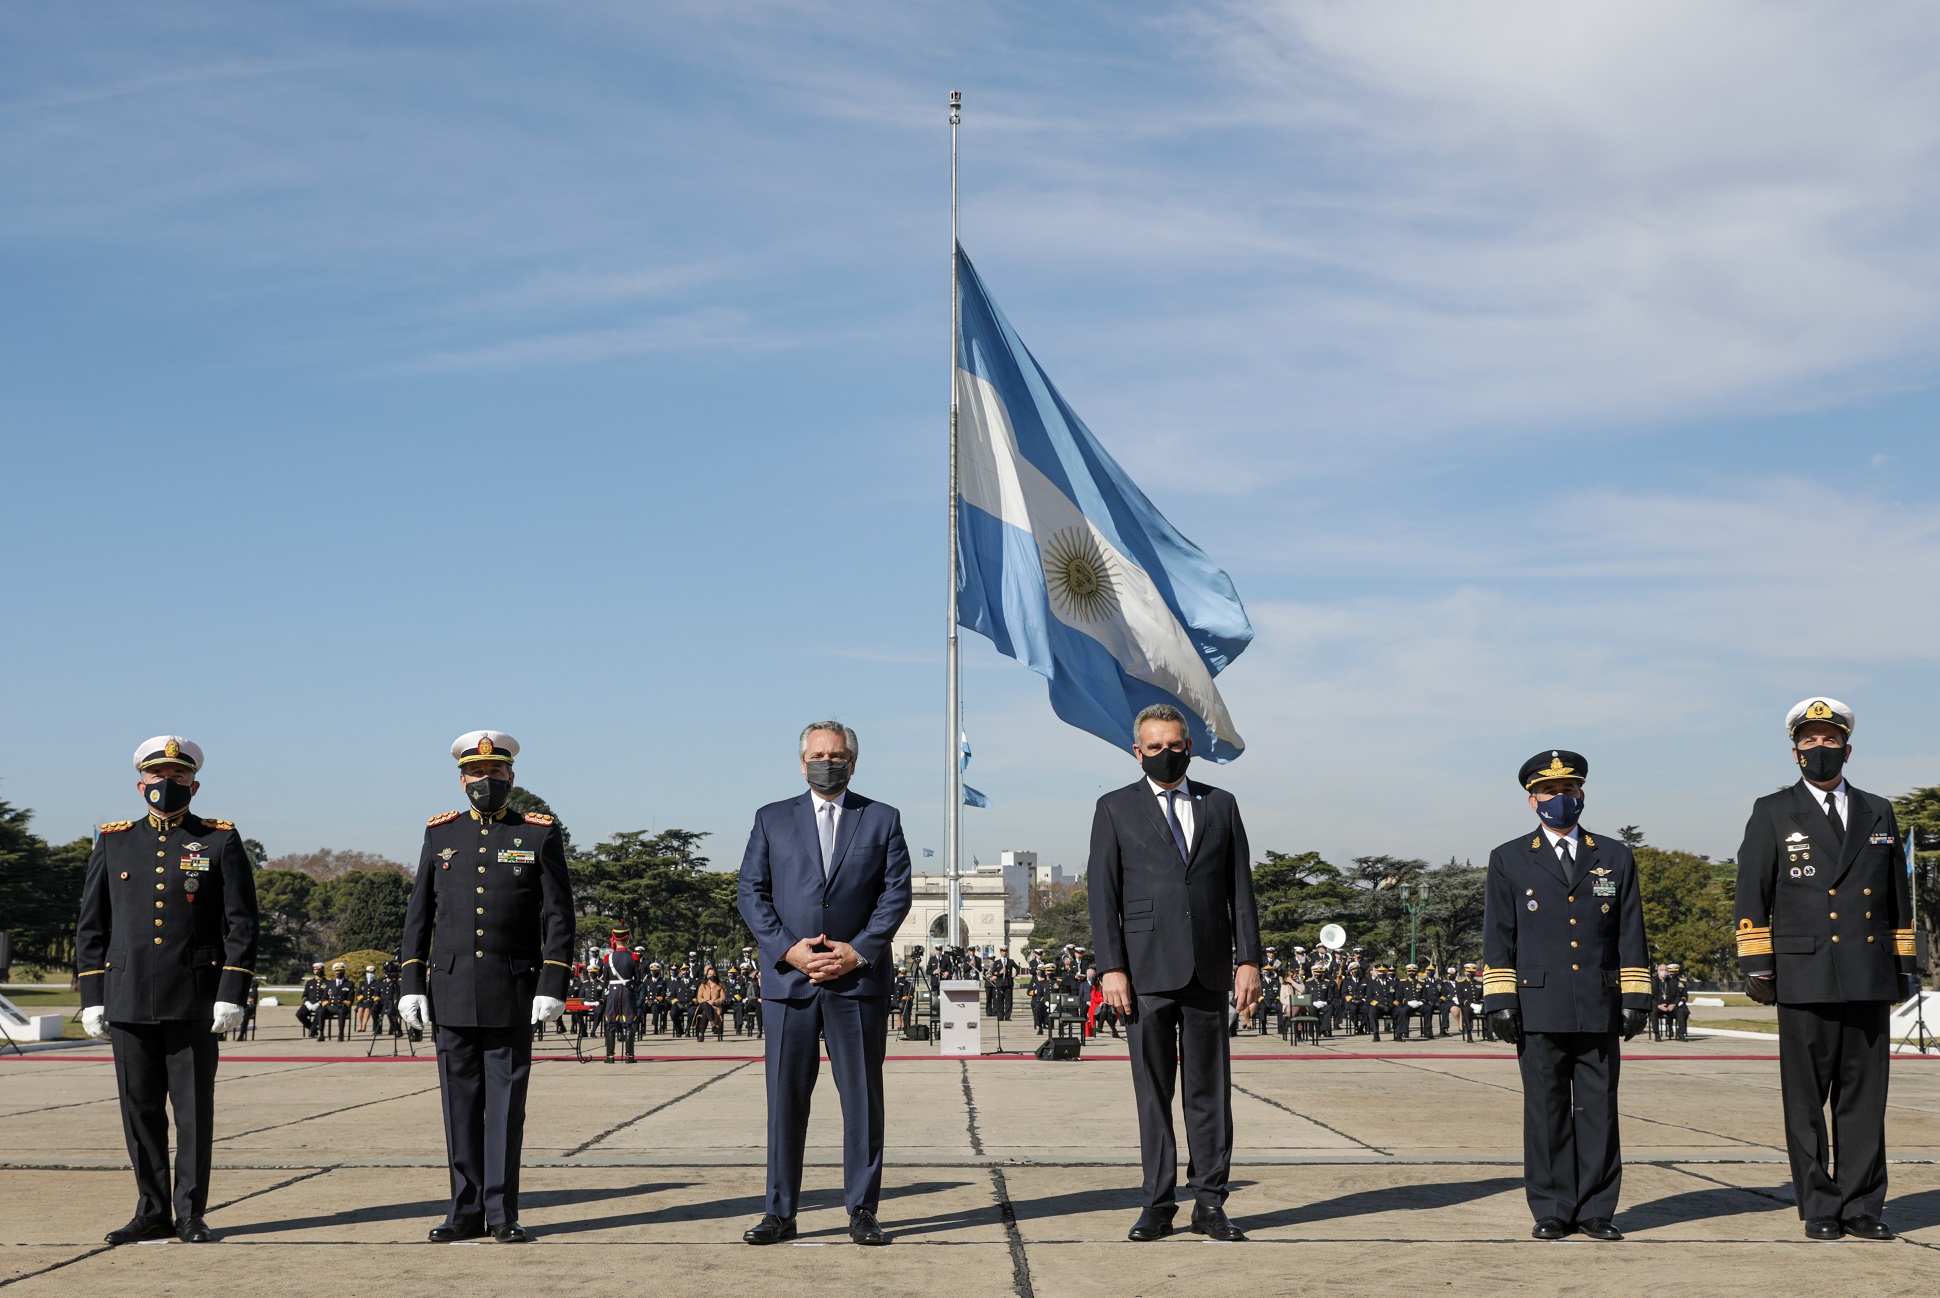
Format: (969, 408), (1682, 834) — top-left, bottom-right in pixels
(74, 736), (259, 1245)
(398, 731), (574, 1243)
(1735, 698), (1917, 1242)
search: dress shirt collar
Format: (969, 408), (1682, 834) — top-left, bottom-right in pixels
(811, 787), (848, 811)
(1540, 824), (1582, 852)
(1146, 776), (1192, 800)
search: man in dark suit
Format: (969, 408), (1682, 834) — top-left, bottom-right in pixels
(397, 730), (575, 1244)
(1481, 750), (1651, 1243)
(737, 719), (912, 1247)
(75, 735), (259, 1246)
(1090, 703), (1262, 1244)
(1736, 697), (1916, 1242)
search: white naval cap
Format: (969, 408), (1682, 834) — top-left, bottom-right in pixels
(451, 730), (519, 765)
(133, 735), (204, 772)
(1786, 697), (1853, 738)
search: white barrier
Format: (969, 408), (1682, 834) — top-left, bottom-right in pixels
(937, 979), (982, 1056)
(0, 994), (63, 1042)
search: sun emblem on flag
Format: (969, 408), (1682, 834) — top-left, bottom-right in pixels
(1043, 528), (1119, 622)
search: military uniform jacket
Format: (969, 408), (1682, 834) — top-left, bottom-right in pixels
(399, 807), (574, 1028)
(75, 812), (259, 1021)
(1481, 827), (1651, 1033)
(1734, 781), (1914, 1004)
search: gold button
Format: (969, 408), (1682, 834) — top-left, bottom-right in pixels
(1568, 896), (1575, 903)
(156, 901), (164, 909)
(155, 866), (163, 874)
(1828, 889), (1836, 896)
(1864, 888), (1872, 896)
(1831, 935), (1840, 943)
(477, 866), (485, 873)
(155, 919), (163, 927)
(156, 851), (166, 858)
(154, 937), (162, 945)
(476, 929), (484, 936)
(1570, 940), (1578, 948)
(1866, 912), (1873, 919)
(1868, 936), (1875, 943)
(481, 828), (489, 836)
(476, 907), (484, 915)
(1830, 912), (1838, 920)
(1526, 889), (1533, 896)
(1569, 918), (1577, 925)
(476, 887), (484, 894)
(1572, 963), (1580, 970)
(478, 847), (486, 854)
(157, 835), (166, 843)
(475, 950), (483, 958)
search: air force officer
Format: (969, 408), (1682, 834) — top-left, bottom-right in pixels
(737, 720), (913, 1246)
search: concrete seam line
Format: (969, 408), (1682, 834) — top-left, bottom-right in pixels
(959, 1059), (985, 1157)
(0, 1245), (113, 1290)
(988, 1167), (1036, 1298)
(205, 1164), (339, 1215)
(214, 1084), (444, 1144)
(562, 1061), (754, 1158)
(1229, 1082), (1391, 1156)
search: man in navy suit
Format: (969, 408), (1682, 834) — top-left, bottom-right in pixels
(1090, 703), (1262, 1243)
(736, 719), (912, 1246)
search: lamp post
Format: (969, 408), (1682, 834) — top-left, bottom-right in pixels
(1398, 882), (1427, 968)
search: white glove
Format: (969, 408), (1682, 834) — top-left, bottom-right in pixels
(81, 1006), (109, 1039)
(211, 1002), (246, 1034)
(399, 994), (431, 1031)
(531, 995), (565, 1025)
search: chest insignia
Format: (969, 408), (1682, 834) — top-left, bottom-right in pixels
(184, 876), (202, 894)
(1869, 832), (1892, 845)
(1804, 865), (1816, 876)
(1790, 866), (1803, 878)
(1786, 831), (1808, 843)
(1590, 867), (1611, 876)
(499, 850), (536, 864)
(179, 855), (211, 871)
(1526, 899), (1539, 911)
(184, 842), (204, 852)
(1593, 878), (1617, 897)
(437, 848), (456, 861)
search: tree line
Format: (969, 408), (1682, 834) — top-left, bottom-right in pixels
(7, 784), (1939, 985)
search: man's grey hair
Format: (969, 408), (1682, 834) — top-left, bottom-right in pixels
(799, 719), (859, 760)
(1132, 703), (1188, 741)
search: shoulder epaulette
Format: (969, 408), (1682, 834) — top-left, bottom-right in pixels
(521, 812), (556, 826)
(99, 820), (134, 834)
(428, 810), (463, 826)
(205, 818), (235, 831)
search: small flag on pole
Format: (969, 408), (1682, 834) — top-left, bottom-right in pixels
(961, 730), (990, 808)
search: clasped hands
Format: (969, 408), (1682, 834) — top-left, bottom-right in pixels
(786, 934), (861, 983)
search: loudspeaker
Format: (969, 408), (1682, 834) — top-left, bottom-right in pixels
(903, 1023), (931, 1041)
(1035, 1037), (1081, 1061)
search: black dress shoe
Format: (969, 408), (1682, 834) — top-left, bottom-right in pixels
(1531, 1217), (1573, 1240)
(105, 1217), (174, 1246)
(1189, 1203), (1246, 1242)
(1842, 1215), (1894, 1241)
(849, 1209), (887, 1246)
(492, 1223), (529, 1243)
(1577, 1218), (1623, 1241)
(1127, 1207), (1176, 1242)
(1803, 1217), (1843, 1241)
(742, 1213), (796, 1245)
(177, 1217), (212, 1243)
(428, 1222), (487, 1243)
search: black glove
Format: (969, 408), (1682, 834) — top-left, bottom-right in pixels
(1488, 1007), (1522, 1046)
(1621, 1008), (1650, 1041)
(1744, 975), (1777, 1006)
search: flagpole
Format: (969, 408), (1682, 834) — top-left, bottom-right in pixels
(946, 88), (963, 954)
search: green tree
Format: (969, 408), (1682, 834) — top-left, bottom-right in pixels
(570, 828), (749, 965)
(322, 869), (413, 956)
(255, 869), (320, 980)
(1414, 859), (1486, 973)
(508, 787), (571, 853)
(1252, 850), (1352, 952)
(1892, 785), (1939, 972)
(1634, 846), (1734, 980)
(0, 800), (89, 974)
(1027, 888), (1091, 951)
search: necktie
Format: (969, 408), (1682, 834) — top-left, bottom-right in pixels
(818, 799), (837, 876)
(1824, 793), (1844, 843)
(1556, 839), (1573, 870)
(1164, 790), (1189, 861)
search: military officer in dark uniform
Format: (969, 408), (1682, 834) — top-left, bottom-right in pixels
(299, 961), (326, 1038)
(398, 731), (574, 1244)
(75, 735), (259, 1245)
(1736, 697), (1915, 1242)
(326, 962), (354, 1039)
(1653, 964), (1690, 1042)
(1482, 750), (1650, 1242)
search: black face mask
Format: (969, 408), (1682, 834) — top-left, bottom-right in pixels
(805, 760), (851, 794)
(1140, 746), (1191, 784)
(1798, 744), (1848, 782)
(466, 776), (513, 816)
(144, 777), (193, 816)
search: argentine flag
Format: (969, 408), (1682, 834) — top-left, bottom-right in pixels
(954, 246), (1252, 761)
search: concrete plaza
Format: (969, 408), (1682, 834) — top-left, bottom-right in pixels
(3, 1005), (1938, 1297)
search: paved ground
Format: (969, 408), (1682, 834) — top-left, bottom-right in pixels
(4, 1006), (1939, 1296)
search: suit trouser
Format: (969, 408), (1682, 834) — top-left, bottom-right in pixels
(109, 1020), (218, 1223)
(1777, 1000), (1890, 1221)
(763, 992), (888, 1218)
(434, 1024), (532, 1227)
(1128, 977), (1233, 1211)
(1517, 1030), (1622, 1223)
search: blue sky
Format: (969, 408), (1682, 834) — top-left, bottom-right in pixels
(6, 1), (1940, 881)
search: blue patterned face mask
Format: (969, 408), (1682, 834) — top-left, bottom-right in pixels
(1535, 794), (1583, 830)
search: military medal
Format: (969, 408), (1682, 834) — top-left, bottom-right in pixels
(1526, 900), (1538, 911)
(184, 875), (201, 894)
